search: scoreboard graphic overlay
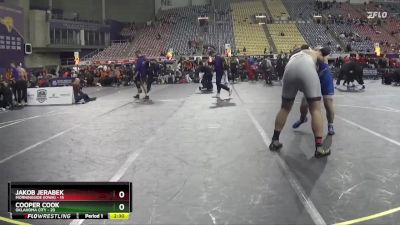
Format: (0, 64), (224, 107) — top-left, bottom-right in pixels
(8, 182), (132, 220)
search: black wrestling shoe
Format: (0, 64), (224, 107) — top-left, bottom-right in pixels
(144, 96), (150, 100)
(269, 141), (283, 151)
(314, 146), (331, 158)
(133, 94), (140, 99)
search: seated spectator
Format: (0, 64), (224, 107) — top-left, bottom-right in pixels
(99, 68), (113, 86)
(28, 72), (37, 88)
(85, 70), (95, 86)
(72, 78), (96, 104)
(37, 72), (50, 87)
(393, 69), (400, 85)
(0, 81), (13, 110)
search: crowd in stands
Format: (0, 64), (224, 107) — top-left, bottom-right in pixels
(94, 2), (236, 60)
(297, 23), (341, 52)
(88, 0), (400, 64)
(317, 1), (400, 53)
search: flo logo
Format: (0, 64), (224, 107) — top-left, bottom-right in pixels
(367, 11), (388, 19)
(36, 89), (47, 103)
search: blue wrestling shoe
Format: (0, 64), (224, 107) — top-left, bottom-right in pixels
(292, 117), (308, 129)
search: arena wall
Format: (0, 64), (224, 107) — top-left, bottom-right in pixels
(105, 0), (155, 23)
(25, 52), (60, 68)
(30, 0), (102, 22)
(192, 0), (210, 6)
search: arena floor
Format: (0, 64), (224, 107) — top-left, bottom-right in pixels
(1, 80), (400, 225)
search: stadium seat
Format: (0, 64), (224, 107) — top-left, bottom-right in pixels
(267, 24), (306, 53)
(265, 0), (290, 20)
(297, 23), (340, 51)
(231, 1), (270, 55)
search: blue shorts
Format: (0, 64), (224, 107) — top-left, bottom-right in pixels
(319, 63), (334, 96)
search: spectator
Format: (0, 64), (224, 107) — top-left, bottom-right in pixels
(72, 78), (96, 104)
(10, 63), (19, 100)
(15, 65), (28, 106)
(0, 81), (13, 110)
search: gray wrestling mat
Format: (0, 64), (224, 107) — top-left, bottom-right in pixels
(335, 85), (365, 92)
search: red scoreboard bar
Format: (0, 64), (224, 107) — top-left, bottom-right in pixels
(8, 182), (132, 220)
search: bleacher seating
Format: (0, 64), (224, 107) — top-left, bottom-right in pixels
(231, 1), (270, 55)
(210, 0), (236, 52)
(89, 0), (399, 61)
(317, 1), (399, 53)
(352, 2), (400, 52)
(381, 2), (400, 15)
(159, 7), (201, 55)
(265, 0), (290, 20)
(160, 4), (235, 55)
(127, 24), (172, 57)
(91, 42), (130, 61)
(339, 3), (364, 19)
(282, 0), (316, 21)
(329, 24), (374, 52)
(297, 23), (340, 51)
(120, 24), (136, 37)
(383, 17), (400, 39)
(356, 24), (398, 53)
(268, 23), (306, 53)
(91, 23), (172, 60)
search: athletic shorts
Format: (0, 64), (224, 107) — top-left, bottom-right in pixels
(282, 52), (321, 102)
(318, 63), (334, 97)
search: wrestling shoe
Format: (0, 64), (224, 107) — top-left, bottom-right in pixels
(133, 94), (140, 99)
(292, 117), (308, 129)
(269, 140), (283, 151)
(315, 146), (331, 158)
(144, 96), (150, 100)
(213, 93), (220, 98)
(328, 125), (335, 135)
